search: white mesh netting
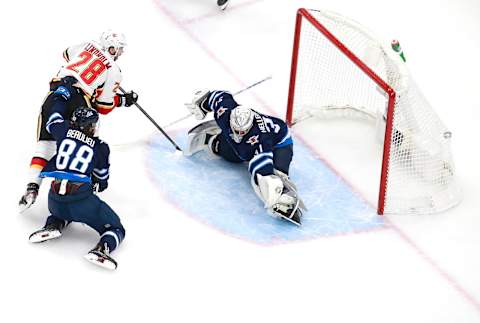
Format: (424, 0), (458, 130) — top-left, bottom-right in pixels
(288, 9), (461, 214)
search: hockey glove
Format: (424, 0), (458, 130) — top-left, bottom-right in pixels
(92, 178), (108, 193)
(53, 76), (79, 101)
(117, 91), (138, 107)
(185, 90), (211, 120)
(53, 86), (71, 101)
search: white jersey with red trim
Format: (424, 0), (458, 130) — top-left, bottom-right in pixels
(57, 41), (122, 114)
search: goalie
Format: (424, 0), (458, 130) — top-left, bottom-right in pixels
(185, 90), (306, 225)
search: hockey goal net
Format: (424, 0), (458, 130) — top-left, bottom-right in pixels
(286, 8), (461, 215)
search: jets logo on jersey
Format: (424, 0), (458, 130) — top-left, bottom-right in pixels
(246, 135), (259, 146)
(217, 107), (227, 118)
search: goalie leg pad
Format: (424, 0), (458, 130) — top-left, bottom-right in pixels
(253, 174), (284, 209)
(184, 120), (221, 156)
(253, 173), (305, 225)
(274, 169), (307, 211)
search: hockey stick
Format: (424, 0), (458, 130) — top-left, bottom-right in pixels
(233, 75), (272, 96)
(162, 76), (273, 129)
(119, 86), (182, 152)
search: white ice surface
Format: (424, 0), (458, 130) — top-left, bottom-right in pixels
(1, 0), (480, 322)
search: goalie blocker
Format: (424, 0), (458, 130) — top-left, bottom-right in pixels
(185, 90), (306, 225)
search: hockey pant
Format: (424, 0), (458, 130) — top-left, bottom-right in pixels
(46, 184), (125, 252)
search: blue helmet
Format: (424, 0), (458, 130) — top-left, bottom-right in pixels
(71, 106), (99, 135)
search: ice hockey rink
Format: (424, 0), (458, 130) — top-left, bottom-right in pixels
(2, 0), (480, 322)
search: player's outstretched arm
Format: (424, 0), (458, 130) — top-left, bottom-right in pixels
(44, 91), (73, 140)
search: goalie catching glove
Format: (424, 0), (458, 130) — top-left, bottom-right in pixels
(185, 90), (211, 120)
(253, 172), (307, 226)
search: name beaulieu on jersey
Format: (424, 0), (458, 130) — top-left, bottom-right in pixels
(66, 129), (95, 148)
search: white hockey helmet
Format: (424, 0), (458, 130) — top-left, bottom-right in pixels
(99, 30), (127, 60)
(230, 105), (255, 143)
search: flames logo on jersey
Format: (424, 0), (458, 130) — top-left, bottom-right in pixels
(246, 135), (259, 146)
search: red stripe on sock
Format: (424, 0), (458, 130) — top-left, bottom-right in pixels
(30, 157), (48, 168)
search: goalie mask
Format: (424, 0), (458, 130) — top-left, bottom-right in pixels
(230, 106), (255, 143)
(99, 30), (127, 60)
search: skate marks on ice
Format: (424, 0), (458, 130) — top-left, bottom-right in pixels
(146, 134), (385, 244)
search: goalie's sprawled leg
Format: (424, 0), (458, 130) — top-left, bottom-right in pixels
(248, 144), (305, 225)
(252, 173), (306, 226)
(273, 145), (293, 175)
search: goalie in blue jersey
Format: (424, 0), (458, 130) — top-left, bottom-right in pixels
(185, 90), (306, 225)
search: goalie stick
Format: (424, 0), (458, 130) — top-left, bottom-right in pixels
(163, 76), (273, 129)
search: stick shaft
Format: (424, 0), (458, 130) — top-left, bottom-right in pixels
(119, 87), (182, 151)
(165, 76), (273, 128)
(233, 76), (272, 96)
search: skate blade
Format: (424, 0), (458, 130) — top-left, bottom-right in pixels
(29, 230), (62, 243)
(279, 214), (301, 226)
(279, 199), (302, 226)
(84, 253), (117, 270)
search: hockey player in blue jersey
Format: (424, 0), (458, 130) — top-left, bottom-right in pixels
(28, 90), (125, 270)
(185, 90), (306, 225)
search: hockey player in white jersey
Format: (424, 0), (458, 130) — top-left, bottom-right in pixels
(185, 90), (306, 225)
(19, 30), (138, 212)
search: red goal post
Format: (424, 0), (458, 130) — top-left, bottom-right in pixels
(286, 8), (461, 215)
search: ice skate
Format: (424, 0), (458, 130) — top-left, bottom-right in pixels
(273, 198), (303, 226)
(29, 222), (64, 243)
(19, 183), (39, 213)
(217, 0), (229, 10)
(84, 243), (118, 270)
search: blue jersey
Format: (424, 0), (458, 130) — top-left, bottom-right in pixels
(205, 91), (293, 180)
(40, 106), (110, 188)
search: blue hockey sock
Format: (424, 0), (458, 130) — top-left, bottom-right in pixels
(99, 228), (125, 252)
